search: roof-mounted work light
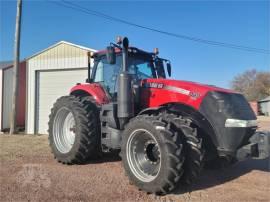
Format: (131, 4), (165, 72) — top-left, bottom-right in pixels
(116, 36), (123, 45)
(154, 48), (159, 55)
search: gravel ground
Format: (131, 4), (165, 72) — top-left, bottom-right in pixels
(0, 117), (269, 202)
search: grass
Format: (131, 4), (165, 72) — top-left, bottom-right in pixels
(0, 134), (50, 162)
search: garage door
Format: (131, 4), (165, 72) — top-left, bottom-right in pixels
(36, 69), (87, 134)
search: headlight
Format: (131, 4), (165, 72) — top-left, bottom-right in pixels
(225, 119), (258, 128)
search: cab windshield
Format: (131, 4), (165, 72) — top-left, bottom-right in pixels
(128, 56), (166, 79)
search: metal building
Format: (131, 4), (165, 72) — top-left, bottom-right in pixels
(258, 96), (270, 116)
(26, 41), (95, 134)
(0, 61), (26, 131)
(0, 68), (2, 131)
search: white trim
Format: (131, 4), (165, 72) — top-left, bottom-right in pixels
(25, 62), (29, 133)
(163, 85), (190, 95)
(225, 119), (258, 128)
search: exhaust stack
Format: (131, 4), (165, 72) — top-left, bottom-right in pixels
(117, 37), (134, 128)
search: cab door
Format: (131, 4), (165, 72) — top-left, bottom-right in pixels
(93, 56), (121, 101)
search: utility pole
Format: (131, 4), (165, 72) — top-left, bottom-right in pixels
(10, 0), (22, 134)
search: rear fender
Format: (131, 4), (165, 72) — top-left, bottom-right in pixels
(70, 83), (110, 105)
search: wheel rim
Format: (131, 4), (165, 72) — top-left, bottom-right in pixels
(126, 129), (161, 182)
(53, 107), (76, 154)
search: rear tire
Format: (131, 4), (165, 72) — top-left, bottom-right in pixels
(121, 115), (185, 195)
(48, 95), (101, 164)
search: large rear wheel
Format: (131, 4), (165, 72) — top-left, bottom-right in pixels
(48, 96), (101, 164)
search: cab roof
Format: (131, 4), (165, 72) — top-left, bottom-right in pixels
(93, 47), (155, 59)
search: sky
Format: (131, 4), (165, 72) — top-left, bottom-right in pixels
(0, 0), (269, 88)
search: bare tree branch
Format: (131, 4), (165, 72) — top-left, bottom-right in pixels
(231, 69), (270, 101)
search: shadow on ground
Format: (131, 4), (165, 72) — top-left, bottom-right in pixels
(82, 151), (121, 165)
(173, 157), (270, 194)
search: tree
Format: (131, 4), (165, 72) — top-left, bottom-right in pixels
(231, 69), (270, 101)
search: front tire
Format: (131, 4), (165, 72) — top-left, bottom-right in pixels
(48, 95), (101, 164)
(161, 112), (205, 185)
(121, 115), (185, 195)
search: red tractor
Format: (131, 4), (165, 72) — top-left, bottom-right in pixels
(48, 37), (269, 195)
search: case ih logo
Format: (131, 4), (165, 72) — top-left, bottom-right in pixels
(144, 82), (164, 89)
(144, 83), (201, 99)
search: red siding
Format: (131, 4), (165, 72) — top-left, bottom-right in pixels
(249, 101), (258, 116)
(1, 61), (26, 129)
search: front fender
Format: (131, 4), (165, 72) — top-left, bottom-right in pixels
(138, 103), (218, 148)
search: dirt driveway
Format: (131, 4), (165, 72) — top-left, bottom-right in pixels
(0, 117), (269, 202)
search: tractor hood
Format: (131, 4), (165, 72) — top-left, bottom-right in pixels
(142, 78), (234, 94)
(141, 78), (236, 109)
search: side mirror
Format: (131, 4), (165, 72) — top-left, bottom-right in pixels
(106, 46), (116, 64)
(166, 62), (171, 77)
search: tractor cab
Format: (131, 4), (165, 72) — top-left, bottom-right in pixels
(89, 41), (171, 102)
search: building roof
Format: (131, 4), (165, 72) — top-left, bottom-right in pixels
(0, 60), (26, 70)
(26, 41), (97, 60)
(0, 61), (13, 69)
(258, 96), (270, 102)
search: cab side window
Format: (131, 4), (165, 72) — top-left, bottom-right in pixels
(94, 57), (121, 96)
(128, 59), (155, 79)
(94, 61), (104, 82)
